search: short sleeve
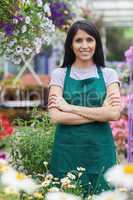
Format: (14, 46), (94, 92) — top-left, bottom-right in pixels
(49, 68), (66, 88)
(102, 68), (121, 87)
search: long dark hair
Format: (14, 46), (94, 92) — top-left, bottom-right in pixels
(61, 20), (105, 68)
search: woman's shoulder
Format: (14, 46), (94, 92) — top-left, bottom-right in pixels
(101, 67), (118, 74)
(51, 67), (67, 77)
(49, 67), (67, 88)
(101, 67), (120, 86)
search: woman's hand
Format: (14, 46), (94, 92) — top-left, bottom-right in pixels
(103, 92), (121, 107)
(48, 95), (71, 112)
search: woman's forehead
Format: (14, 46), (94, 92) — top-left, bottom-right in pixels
(74, 29), (94, 38)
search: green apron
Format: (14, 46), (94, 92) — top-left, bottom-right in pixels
(50, 66), (116, 195)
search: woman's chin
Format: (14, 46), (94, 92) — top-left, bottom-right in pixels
(79, 56), (93, 61)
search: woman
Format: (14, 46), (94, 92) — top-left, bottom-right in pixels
(48, 20), (121, 195)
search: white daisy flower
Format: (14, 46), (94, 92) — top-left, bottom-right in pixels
(41, 18), (55, 33)
(21, 25), (27, 33)
(25, 16), (31, 24)
(93, 191), (127, 200)
(43, 3), (51, 16)
(67, 172), (76, 180)
(46, 192), (81, 200)
(15, 46), (23, 55)
(1, 168), (38, 194)
(4, 54), (11, 61)
(8, 39), (17, 47)
(6, 47), (14, 54)
(11, 55), (22, 65)
(24, 47), (32, 55)
(13, 18), (19, 24)
(33, 37), (42, 46)
(105, 164), (133, 190)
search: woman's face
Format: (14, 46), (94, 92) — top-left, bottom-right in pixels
(72, 29), (96, 62)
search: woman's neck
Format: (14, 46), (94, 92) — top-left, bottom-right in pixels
(72, 59), (95, 69)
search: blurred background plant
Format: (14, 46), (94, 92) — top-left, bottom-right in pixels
(8, 109), (55, 175)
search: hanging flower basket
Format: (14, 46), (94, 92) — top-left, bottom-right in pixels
(0, 0), (55, 67)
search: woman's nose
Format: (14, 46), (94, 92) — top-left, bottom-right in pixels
(82, 40), (88, 48)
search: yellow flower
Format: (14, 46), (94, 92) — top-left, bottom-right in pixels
(0, 164), (9, 173)
(16, 172), (26, 181)
(33, 192), (43, 199)
(105, 164), (133, 189)
(123, 164), (133, 174)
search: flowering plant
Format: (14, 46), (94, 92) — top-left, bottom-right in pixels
(49, 2), (74, 30)
(0, 0), (55, 66)
(0, 114), (14, 140)
(125, 46), (133, 70)
(110, 115), (128, 157)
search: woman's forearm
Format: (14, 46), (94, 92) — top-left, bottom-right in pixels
(49, 108), (94, 125)
(68, 105), (121, 122)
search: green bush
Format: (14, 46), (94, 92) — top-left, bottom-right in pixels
(9, 110), (55, 175)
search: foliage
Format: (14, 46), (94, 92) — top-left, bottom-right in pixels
(9, 110), (55, 175)
(0, 187), (19, 200)
(106, 27), (133, 61)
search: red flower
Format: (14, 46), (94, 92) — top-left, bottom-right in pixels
(0, 114), (14, 140)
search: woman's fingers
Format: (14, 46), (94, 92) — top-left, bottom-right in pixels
(48, 101), (56, 109)
(48, 96), (57, 106)
(107, 98), (121, 107)
(105, 94), (121, 107)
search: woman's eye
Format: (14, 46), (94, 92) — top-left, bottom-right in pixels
(75, 38), (82, 43)
(87, 38), (94, 42)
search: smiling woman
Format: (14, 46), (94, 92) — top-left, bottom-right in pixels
(48, 20), (121, 197)
(72, 29), (96, 63)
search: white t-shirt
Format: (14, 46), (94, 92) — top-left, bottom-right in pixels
(49, 65), (120, 89)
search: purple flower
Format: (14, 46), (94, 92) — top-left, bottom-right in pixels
(49, 2), (73, 28)
(13, 14), (24, 22)
(0, 151), (7, 160)
(125, 46), (133, 68)
(3, 23), (14, 36)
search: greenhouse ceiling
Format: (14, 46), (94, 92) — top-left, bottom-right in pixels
(86, 0), (133, 27)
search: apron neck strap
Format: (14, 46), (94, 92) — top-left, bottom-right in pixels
(66, 66), (71, 77)
(97, 66), (105, 84)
